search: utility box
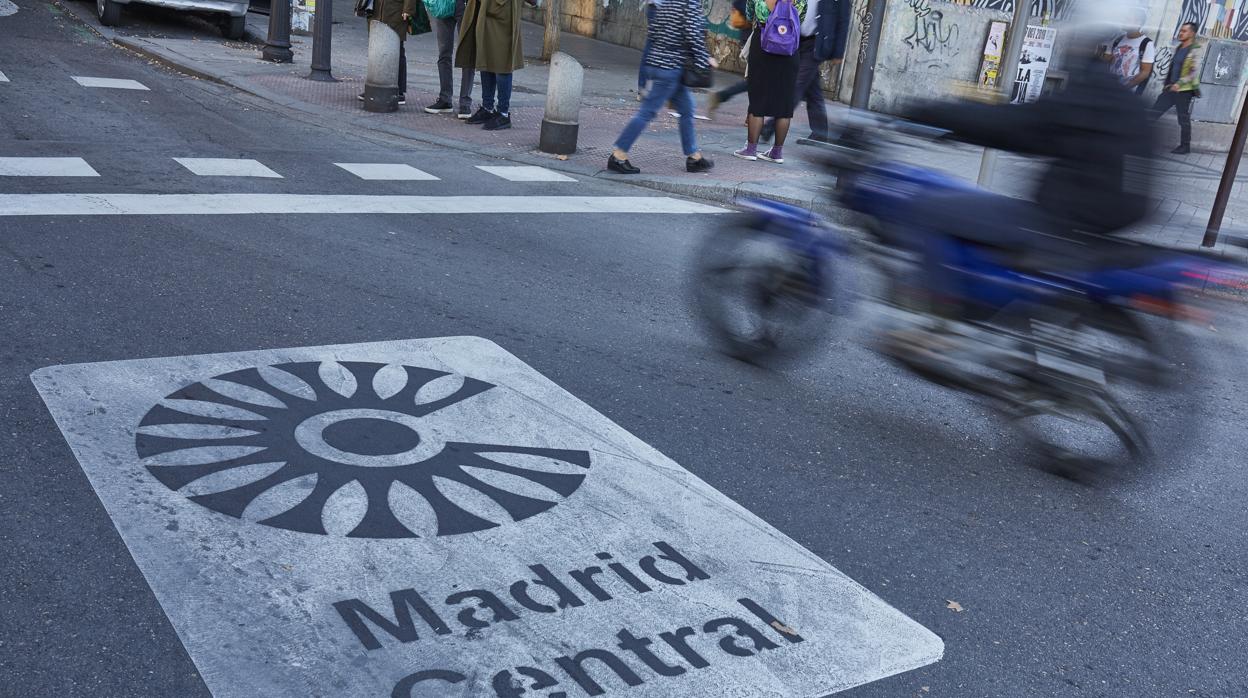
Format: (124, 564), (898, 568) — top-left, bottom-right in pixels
(1193, 40), (1248, 124)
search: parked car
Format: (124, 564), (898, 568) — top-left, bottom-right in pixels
(95, 0), (249, 39)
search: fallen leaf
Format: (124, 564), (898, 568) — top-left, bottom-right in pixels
(770, 620), (799, 636)
(946, 600), (964, 612)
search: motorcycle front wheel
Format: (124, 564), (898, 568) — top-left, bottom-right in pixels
(691, 218), (836, 366)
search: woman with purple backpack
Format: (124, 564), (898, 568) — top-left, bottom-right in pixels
(735, 0), (806, 163)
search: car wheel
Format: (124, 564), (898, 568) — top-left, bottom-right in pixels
(97, 0), (121, 26)
(222, 14), (245, 39)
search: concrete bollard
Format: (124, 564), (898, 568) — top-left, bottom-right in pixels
(539, 52), (583, 155)
(363, 20), (401, 113)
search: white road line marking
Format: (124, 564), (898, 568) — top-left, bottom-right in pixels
(70, 76), (150, 90)
(476, 165), (577, 182)
(33, 337), (942, 698)
(0, 194), (727, 216)
(0, 70), (9, 83)
(0, 0), (16, 17)
(334, 163), (440, 181)
(174, 158), (283, 178)
(0, 157), (100, 177)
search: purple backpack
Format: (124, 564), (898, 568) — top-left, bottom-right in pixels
(760, 0), (799, 56)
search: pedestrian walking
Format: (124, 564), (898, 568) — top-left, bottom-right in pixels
(757, 0), (849, 142)
(735, 0), (806, 163)
(356, 0), (418, 105)
(608, 0), (714, 175)
(1150, 22), (1203, 154)
(637, 0), (662, 99)
(426, 0), (477, 118)
(1104, 9), (1155, 94)
(456, 0), (523, 130)
(705, 0), (751, 118)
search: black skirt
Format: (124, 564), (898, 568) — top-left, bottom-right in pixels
(746, 28), (800, 119)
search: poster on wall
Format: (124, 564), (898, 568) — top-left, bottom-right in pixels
(978, 20), (1009, 89)
(1010, 24), (1058, 104)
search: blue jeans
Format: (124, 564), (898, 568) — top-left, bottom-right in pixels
(615, 67), (699, 156)
(481, 72), (513, 115)
(638, 4), (656, 91)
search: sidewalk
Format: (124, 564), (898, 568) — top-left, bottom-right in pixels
(56, 0), (1248, 252)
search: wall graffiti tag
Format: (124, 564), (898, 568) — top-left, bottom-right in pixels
(953, 0), (1074, 20)
(904, 0), (960, 55)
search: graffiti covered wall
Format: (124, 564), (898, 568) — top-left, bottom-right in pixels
(867, 0), (1012, 112)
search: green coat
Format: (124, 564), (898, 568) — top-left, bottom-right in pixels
(1173, 41), (1205, 92)
(455, 0), (523, 74)
(372, 0), (417, 39)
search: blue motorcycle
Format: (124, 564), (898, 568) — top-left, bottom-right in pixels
(693, 119), (1246, 478)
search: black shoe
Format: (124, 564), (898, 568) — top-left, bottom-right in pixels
(397, 93), (407, 105)
(608, 155), (640, 174)
(424, 99), (453, 114)
(457, 103), (473, 119)
(464, 107), (495, 124)
(483, 113), (512, 131)
(1172, 144), (1191, 154)
(686, 155), (714, 173)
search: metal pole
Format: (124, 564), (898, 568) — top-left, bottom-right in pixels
(263, 0), (294, 63)
(977, 0), (1030, 188)
(309, 0), (336, 80)
(850, 0), (885, 109)
(1203, 90), (1248, 247)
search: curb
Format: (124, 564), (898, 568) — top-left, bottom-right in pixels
(56, 0), (845, 216)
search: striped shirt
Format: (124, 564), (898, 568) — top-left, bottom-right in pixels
(643, 0), (711, 72)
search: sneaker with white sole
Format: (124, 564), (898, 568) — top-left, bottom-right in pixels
(758, 150), (784, 164)
(733, 146), (759, 161)
(424, 99), (453, 114)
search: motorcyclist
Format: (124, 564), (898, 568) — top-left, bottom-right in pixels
(899, 3), (1157, 314)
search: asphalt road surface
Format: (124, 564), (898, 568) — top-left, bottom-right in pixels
(2, 1), (1247, 697)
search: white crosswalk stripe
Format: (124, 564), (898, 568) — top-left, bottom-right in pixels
(334, 163), (439, 181)
(0, 157), (100, 177)
(476, 165), (577, 182)
(174, 158), (282, 178)
(0, 194), (728, 216)
(70, 76), (150, 90)
(0, 71), (9, 83)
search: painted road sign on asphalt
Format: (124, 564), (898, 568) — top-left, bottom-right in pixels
(32, 337), (942, 697)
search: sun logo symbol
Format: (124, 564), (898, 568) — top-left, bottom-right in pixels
(135, 361), (592, 538)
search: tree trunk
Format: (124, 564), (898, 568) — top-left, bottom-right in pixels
(542, 0), (561, 61)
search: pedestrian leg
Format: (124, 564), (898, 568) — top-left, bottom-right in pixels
(1149, 90), (1176, 119)
(671, 80), (700, 156)
(398, 41), (407, 100)
(480, 71), (497, 112)
(454, 0), (475, 114)
(495, 72), (513, 116)
(804, 81), (829, 140)
(433, 16), (454, 105)
(1175, 91), (1194, 149)
(614, 68), (680, 157)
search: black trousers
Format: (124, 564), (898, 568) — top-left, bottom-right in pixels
(1150, 89), (1194, 147)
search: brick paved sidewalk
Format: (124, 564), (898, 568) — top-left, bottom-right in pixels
(58, 0), (1248, 254)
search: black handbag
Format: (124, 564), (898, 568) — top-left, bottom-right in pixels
(682, 60), (713, 88)
(680, 0), (712, 88)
